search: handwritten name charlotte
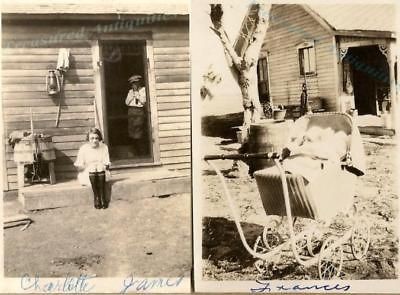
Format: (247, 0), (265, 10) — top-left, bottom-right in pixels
(21, 274), (94, 293)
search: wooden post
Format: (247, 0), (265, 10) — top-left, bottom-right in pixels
(17, 163), (25, 189)
(48, 161), (56, 184)
(91, 40), (107, 140)
(145, 39), (161, 163)
(388, 41), (397, 130)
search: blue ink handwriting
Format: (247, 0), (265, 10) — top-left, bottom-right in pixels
(251, 280), (351, 293)
(20, 273), (95, 293)
(120, 274), (184, 293)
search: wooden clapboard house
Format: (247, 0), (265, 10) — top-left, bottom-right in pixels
(253, 4), (396, 126)
(1, 2), (190, 205)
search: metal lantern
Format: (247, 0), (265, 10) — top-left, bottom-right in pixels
(46, 70), (61, 95)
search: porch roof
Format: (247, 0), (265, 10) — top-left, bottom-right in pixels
(306, 4), (396, 36)
(1, 0), (188, 15)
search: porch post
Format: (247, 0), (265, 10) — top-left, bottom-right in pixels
(91, 40), (107, 142)
(333, 38), (342, 112)
(388, 41), (397, 131)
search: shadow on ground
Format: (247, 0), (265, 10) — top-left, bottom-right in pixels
(202, 112), (243, 139)
(202, 216), (262, 268)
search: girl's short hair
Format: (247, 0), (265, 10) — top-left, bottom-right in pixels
(86, 127), (103, 141)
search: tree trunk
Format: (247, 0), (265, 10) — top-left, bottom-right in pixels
(209, 3), (270, 143)
(239, 68), (261, 142)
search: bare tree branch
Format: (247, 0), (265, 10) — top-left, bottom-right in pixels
(209, 4), (242, 70)
(244, 3), (271, 65)
(208, 3), (271, 142)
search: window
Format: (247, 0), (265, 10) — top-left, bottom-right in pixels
(298, 41), (316, 76)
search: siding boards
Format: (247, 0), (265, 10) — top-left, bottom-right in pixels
(152, 27), (190, 172)
(159, 136), (190, 145)
(264, 4), (336, 109)
(3, 99), (93, 108)
(2, 22), (190, 190)
(155, 75), (189, 83)
(2, 75), (93, 83)
(2, 63), (93, 70)
(2, 69), (93, 77)
(2, 29), (94, 189)
(2, 91), (95, 100)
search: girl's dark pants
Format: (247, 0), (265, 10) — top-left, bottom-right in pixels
(89, 171), (107, 209)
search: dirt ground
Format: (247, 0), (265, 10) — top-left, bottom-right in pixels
(202, 135), (398, 280)
(4, 193), (191, 278)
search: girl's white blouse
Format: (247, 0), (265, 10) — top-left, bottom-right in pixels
(74, 142), (111, 186)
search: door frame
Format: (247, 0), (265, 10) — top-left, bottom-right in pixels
(91, 33), (160, 167)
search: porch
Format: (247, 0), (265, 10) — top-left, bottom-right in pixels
(15, 167), (190, 211)
(357, 114), (396, 136)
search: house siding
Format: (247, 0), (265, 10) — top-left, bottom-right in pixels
(153, 28), (190, 172)
(2, 19), (190, 191)
(262, 4), (337, 110)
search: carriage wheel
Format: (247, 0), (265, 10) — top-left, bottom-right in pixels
(351, 221), (370, 261)
(318, 237), (343, 280)
(254, 259), (269, 274)
(294, 234), (309, 257)
(306, 229), (323, 257)
(262, 224), (283, 250)
(253, 235), (269, 254)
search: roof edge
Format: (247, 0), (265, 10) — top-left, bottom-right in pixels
(1, 13), (189, 22)
(301, 5), (335, 35)
(301, 5), (395, 40)
(335, 30), (396, 39)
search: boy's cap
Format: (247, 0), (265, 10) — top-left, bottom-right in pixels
(128, 75), (142, 83)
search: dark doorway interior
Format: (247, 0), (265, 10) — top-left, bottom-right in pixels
(102, 41), (153, 164)
(348, 45), (389, 115)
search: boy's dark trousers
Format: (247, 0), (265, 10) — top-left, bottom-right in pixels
(89, 171), (107, 209)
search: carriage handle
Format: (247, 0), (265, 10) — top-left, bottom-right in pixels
(205, 159), (288, 260)
(204, 152), (281, 161)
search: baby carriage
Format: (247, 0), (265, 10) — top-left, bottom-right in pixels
(204, 112), (370, 280)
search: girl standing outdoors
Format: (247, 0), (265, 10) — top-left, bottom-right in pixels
(74, 128), (110, 209)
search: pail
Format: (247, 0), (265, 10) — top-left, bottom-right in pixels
(273, 109), (287, 121)
(248, 119), (292, 172)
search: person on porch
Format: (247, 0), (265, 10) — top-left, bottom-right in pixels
(125, 75), (147, 156)
(74, 128), (110, 209)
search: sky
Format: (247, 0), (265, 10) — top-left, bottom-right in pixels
(191, 1), (251, 116)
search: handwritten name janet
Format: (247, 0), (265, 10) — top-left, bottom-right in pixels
(20, 273), (95, 293)
(120, 274), (184, 293)
(251, 280), (351, 293)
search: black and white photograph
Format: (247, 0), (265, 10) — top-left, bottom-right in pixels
(1, 0), (191, 292)
(192, 0), (399, 292)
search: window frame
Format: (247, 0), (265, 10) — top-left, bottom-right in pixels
(297, 40), (316, 76)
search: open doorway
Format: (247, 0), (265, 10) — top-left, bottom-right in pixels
(347, 45), (390, 115)
(257, 57), (271, 117)
(102, 41), (153, 164)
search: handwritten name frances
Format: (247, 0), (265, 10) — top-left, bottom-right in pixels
(20, 273), (95, 293)
(251, 280), (351, 293)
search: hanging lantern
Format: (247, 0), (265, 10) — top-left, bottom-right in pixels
(46, 70), (60, 95)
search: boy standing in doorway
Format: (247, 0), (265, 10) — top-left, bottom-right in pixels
(125, 75), (147, 156)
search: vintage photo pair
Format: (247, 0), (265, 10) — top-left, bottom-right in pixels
(1, 0), (399, 293)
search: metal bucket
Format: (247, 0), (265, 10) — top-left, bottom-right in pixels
(248, 119), (292, 172)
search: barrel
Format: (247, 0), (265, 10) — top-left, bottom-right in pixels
(248, 119), (293, 172)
